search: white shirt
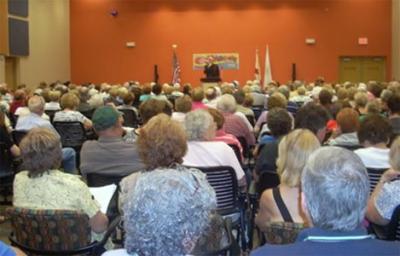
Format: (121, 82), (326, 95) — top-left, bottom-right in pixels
(354, 147), (390, 169)
(45, 102), (61, 111)
(54, 110), (88, 124)
(171, 112), (186, 126)
(102, 249), (134, 256)
(183, 141), (245, 180)
(15, 107), (50, 120)
(16, 113), (54, 131)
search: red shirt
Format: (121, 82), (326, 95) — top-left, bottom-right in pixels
(213, 129), (244, 160)
(222, 112), (256, 146)
(10, 100), (25, 115)
(191, 101), (208, 111)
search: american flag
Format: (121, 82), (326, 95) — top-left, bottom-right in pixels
(172, 49), (181, 84)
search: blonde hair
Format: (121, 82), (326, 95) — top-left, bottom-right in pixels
(276, 129), (320, 187)
(60, 93), (80, 110)
(354, 92), (368, 108)
(390, 137), (400, 171)
(49, 90), (61, 102)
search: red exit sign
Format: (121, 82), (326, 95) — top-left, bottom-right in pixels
(358, 37), (368, 45)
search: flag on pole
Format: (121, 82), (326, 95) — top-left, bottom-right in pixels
(263, 45), (272, 87)
(172, 47), (181, 84)
(255, 49), (261, 82)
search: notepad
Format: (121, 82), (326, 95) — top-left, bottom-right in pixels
(89, 184), (117, 214)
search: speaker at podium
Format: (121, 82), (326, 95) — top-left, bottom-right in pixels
(201, 57), (221, 83)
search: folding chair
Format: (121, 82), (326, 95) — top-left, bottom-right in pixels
(7, 207), (120, 256)
(367, 168), (387, 193)
(186, 166), (249, 251)
(0, 142), (15, 204)
(118, 109), (140, 128)
(53, 121), (87, 149)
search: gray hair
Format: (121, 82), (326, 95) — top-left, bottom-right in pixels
(278, 85), (290, 100)
(216, 94), (237, 113)
(184, 110), (215, 141)
(302, 147), (369, 231)
(28, 95), (45, 114)
(124, 168), (216, 256)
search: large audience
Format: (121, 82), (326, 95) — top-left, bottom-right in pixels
(0, 78), (400, 255)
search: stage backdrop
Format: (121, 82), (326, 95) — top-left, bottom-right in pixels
(193, 53), (239, 70)
(70, 0), (391, 85)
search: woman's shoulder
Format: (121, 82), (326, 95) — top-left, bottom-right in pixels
(47, 170), (87, 187)
(15, 170), (29, 180)
(260, 188), (275, 205)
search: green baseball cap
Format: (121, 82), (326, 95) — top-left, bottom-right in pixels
(92, 106), (122, 131)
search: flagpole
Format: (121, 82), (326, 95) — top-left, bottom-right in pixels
(255, 48), (261, 82)
(263, 44), (272, 88)
(172, 44), (181, 85)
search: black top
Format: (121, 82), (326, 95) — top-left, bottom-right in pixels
(255, 139), (279, 175)
(0, 126), (13, 149)
(204, 63), (220, 80)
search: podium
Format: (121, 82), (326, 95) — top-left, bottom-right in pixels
(201, 77), (221, 90)
(200, 77), (221, 83)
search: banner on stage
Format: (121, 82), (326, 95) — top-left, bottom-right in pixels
(193, 53), (239, 70)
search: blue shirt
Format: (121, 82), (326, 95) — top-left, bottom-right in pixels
(251, 227), (400, 256)
(258, 135), (277, 146)
(0, 241), (15, 256)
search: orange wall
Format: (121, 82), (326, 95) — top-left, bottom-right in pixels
(70, 0), (391, 85)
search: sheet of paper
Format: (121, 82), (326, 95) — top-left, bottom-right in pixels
(89, 184), (117, 213)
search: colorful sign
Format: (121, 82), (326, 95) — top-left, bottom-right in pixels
(193, 53), (239, 70)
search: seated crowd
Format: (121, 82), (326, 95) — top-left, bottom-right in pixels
(0, 78), (400, 255)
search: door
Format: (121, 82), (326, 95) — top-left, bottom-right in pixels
(339, 57), (362, 82)
(5, 57), (17, 89)
(362, 57), (385, 82)
(339, 56), (386, 83)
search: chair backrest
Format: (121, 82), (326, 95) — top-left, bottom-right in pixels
(119, 108), (139, 128)
(53, 121), (87, 148)
(44, 110), (58, 123)
(86, 173), (124, 187)
(80, 109), (95, 120)
(228, 144), (242, 165)
(387, 204), (400, 241)
(189, 166), (239, 215)
(257, 171), (280, 196)
(11, 130), (28, 146)
(251, 106), (264, 122)
(237, 136), (250, 159)
(367, 168), (387, 193)
(6, 207), (91, 252)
